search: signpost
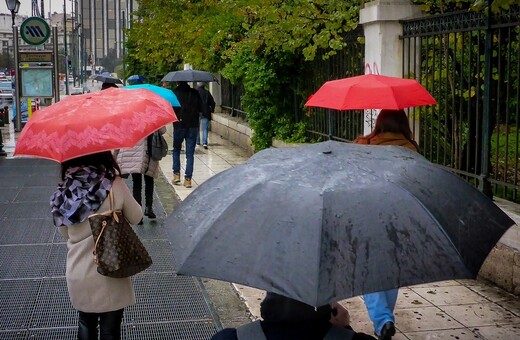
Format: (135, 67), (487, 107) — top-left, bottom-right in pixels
(13, 17), (56, 132)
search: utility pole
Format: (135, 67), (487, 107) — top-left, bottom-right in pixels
(63, 0), (69, 95)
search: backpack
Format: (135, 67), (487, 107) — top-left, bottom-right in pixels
(147, 131), (168, 161)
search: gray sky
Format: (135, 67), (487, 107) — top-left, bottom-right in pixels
(2, 0), (65, 17)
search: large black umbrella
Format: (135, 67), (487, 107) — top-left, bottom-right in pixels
(93, 72), (122, 84)
(165, 141), (514, 307)
(161, 69), (218, 83)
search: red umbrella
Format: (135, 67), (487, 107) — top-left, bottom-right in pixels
(14, 88), (178, 163)
(305, 74), (437, 110)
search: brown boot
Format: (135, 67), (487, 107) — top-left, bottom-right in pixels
(172, 173), (181, 185)
(183, 178), (192, 188)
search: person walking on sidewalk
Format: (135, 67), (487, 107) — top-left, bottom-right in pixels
(113, 126), (167, 223)
(50, 151), (143, 340)
(196, 82), (216, 149)
(211, 292), (376, 339)
(354, 109), (418, 340)
(172, 81), (203, 188)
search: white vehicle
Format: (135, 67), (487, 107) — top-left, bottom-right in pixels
(0, 81), (13, 102)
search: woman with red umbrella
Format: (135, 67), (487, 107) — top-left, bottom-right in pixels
(354, 109), (418, 340)
(50, 151), (143, 339)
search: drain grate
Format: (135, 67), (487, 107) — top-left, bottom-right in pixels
(15, 187), (55, 203)
(0, 245), (50, 279)
(0, 188), (20, 203)
(124, 321), (217, 340)
(1, 202), (55, 219)
(141, 240), (177, 273)
(0, 330), (28, 339)
(133, 222), (168, 240)
(0, 219), (55, 245)
(30, 278), (76, 329)
(27, 327), (77, 339)
(126, 273), (213, 324)
(43, 243), (67, 278)
(0, 279), (41, 330)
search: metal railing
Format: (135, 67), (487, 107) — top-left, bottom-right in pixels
(402, 7), (520, 201)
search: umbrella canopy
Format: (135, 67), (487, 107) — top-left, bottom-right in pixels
(305, 74), (437, 110)
(14, 88), (178, 163)
(124, 84), (181, 107)
(126, 74), (147, 84)
(165, 141), (514, 307)
(161, 69), (218, 83)
(93, 73), (122, 84)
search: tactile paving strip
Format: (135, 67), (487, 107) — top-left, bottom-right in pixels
(29, 278), (76, 328)
(0, 245), (50, 279)
(0, 279), (41, 330)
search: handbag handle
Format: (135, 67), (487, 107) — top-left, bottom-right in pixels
(92, 189), (118, 264)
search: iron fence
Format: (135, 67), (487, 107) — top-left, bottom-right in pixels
(300, 28), (366, 142)
(402, 7), (520, 202)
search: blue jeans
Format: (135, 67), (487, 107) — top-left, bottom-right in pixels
(197, 117), (209, 145)
(173, 127), (198, 179)
(363, 289), (398, 335)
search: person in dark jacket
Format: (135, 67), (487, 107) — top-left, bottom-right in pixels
(196, 82), (216, 149)
(211, 292), (376, 340)
(172, 81), (203, 188)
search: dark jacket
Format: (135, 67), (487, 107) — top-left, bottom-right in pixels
(211, 293), (376, 340)
(173, 82), (203, 128)
(197, 86), (216, 120)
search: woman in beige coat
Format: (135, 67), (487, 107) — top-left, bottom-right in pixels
(114, 126), (167, 223)
(51, 151), (142, 340)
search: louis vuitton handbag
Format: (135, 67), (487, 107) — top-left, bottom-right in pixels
(88, 190), (152, 278)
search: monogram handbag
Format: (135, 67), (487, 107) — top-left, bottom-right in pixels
(88, 190), (152, 278)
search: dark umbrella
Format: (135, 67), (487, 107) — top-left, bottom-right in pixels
(93, 73), (122, 84)
(165, 141), (514, 307)
(161, 69), (219, 83)
(127, 74), (147, 84)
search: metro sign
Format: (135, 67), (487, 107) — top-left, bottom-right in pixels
(20, 17), (51, 46)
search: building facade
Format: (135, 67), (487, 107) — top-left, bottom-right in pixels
(78, 0), (138, 72)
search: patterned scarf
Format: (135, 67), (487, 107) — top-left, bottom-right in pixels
(50, 165), (115, 227)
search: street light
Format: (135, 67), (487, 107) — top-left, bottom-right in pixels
(5, 0), (21, 26)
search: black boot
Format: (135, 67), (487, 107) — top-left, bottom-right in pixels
(378, 322), (396, 340)
(144, 175), (156, 219)
(144, 206), (156, 219)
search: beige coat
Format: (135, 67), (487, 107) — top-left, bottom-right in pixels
(114, 126), (167, 178)
(58, 177), (143, 313)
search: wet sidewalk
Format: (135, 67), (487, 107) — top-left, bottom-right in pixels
(1, 120), (520, 339)
(0, 136), (221, 338)
(160, 127), (520, 340)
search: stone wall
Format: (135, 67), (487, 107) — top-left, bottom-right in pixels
(211, 112), (254, 156)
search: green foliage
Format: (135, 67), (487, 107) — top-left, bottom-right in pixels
(124, 0), (517, 150)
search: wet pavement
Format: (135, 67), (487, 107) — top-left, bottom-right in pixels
(1, 110), (519, 339)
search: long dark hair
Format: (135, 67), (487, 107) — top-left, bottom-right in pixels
(60, 151), (121, 180)
(358, 109), (418, 149)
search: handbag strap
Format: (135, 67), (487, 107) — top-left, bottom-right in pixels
(92, 190), (116, 264)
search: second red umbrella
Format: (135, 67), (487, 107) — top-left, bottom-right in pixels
(305, 74), (437, 110)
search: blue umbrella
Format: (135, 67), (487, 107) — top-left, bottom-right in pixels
(127, 74), (147, 84)
(124, 84), (181, 107)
